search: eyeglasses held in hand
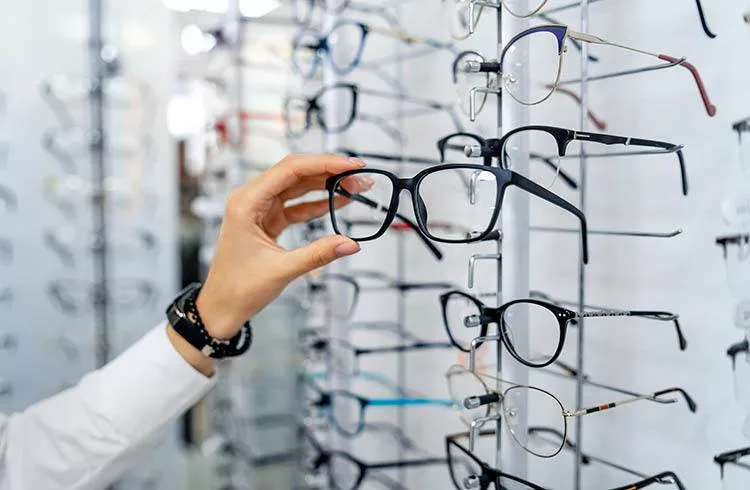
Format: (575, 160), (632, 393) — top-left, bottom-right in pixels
(47, 278), (156, 315)
(445, 431), (546, 490)
(326, 165), (589, 262)
(301, 426), (447, 490)
(284, 83), (457, 141)
(457, 24), (716, 120)
(714, 446), (750, 478)
(438, 126), (687, 195)
(292, 21), (453, 79)
(301, 372), (453, 437)
(527, 427), (687, 490)
(445, 364), (696, 458)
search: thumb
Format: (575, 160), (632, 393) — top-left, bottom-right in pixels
(282, 235), (361, 279)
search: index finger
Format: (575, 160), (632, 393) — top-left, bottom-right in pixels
(249, 154), (366, 198)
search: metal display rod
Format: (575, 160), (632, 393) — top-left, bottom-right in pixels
(88, 0), (109, 369)
(574, 0), (590, 487)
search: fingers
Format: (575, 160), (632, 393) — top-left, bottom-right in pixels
(281, 235), (361, 280)
(283, 195), (350, 224)
(251, 154), (366, 199)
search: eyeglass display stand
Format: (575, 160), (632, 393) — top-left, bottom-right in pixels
(87, 0), (110, 371)
(497, 4), (532, 481)
(573, 1), (590, 488)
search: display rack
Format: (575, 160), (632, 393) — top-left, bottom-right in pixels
(88, 0), (110, 369)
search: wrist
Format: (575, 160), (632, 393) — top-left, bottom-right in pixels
(166, 323), (216, 377)
(195, 286), (248, 340)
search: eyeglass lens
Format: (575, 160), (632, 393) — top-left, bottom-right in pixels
(502, 29), (563, 106)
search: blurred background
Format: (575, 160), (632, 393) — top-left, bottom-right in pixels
(0, 0), (749, 489)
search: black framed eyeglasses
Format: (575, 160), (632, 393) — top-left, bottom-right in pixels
(439, 290), (681, 363)
(306, 271), (456, 319)
(437, 126), (688, 195)
(292, 21), (452, 79)
(301, 426), (447, 490)
(304, 335), (453, 376)
(446, 430), (546, 490)
(284, 83), (458, 140)
(326, 165), (589, 261)
(527, 427), (687, 490)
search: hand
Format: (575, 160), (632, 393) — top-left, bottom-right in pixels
(195, 154), (370, 341)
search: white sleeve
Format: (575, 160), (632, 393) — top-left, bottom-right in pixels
(0, 322), (215, 490)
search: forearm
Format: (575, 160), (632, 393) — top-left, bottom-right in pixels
(1, 324), (214, 489)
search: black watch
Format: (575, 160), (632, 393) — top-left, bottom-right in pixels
(166, 283), (252, 359)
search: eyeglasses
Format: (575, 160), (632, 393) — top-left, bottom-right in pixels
(40, 75), (154, 129)
(45, 225), (158, 267)
(47, 278), (156, 315)
(445, 364), (695, 458)
(301, 373), (453, 437)
(446, 0), (715, 39)
(457, 24), (716, 120)
(301, 426), (447, 490)
(42, 126), (149, 175)
(446, 431), (546, 490)
(715, 447), (750, 479)
(440, 290), (680, 361)
(438, 126), (687, 194)
(326, 165), (589, 261)
(304, 335), (454, 376)
(44, 175), (157, 218)
(527, 427), (687, 490)
(306, 271), (456, 320)
(284, 83), (457, 141)
(292, 21), (452, 79)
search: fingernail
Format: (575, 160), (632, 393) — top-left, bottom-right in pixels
(356, 175), (375, 190)
(348, 157), (366, 167)
(335, 241), (361, 257)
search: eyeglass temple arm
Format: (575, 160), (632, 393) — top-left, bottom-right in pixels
(337, 192), (443, 260)
(568, 132), (687, 195)
(538, 365), (674, 405)
(576, 309), (686, 350)
(714, 446), (750, 478)
(567, 387), (697, 418)
(609, 471), (685, 490)
(548, 86), (607, 130)
(357, 114), (405, 143)
(508, 171), (589, 263)
(368, 457), (447, 471)
(727, 338), (749, 370)
(565, 30), (716, 117)
(367, 397), (453, 407)
(366, 25), (453, 50)
(693, 0), (716, 38)
(357, 342), (453, 356)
